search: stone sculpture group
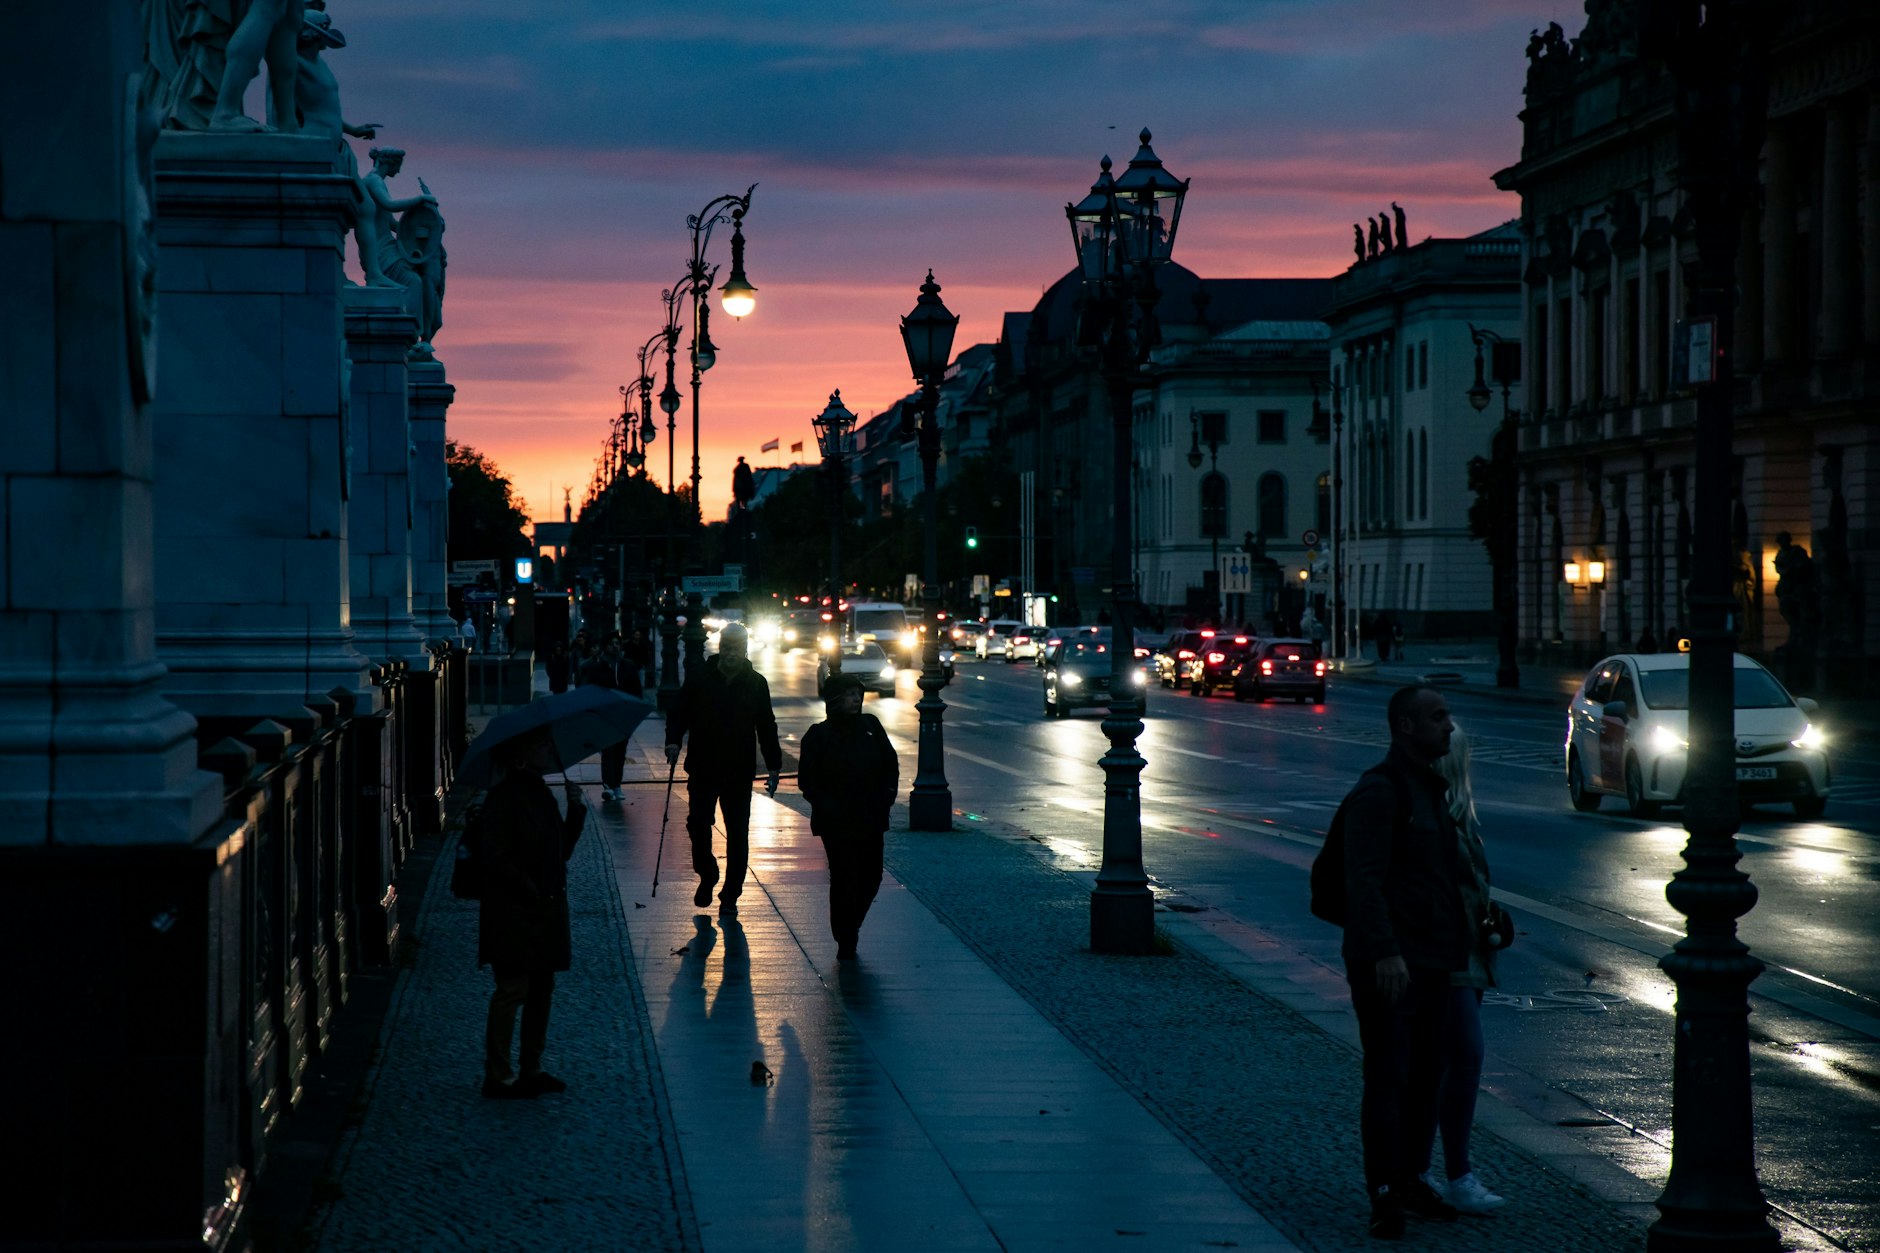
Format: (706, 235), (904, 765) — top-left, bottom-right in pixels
(142, 0), (446, 351)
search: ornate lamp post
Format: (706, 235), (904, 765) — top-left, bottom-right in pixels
(900, 271), (960, 831)
(1065, 129), (1188, 954)
(1466, 325), (1521, 688)
(1639, 3), (1778, 1248)
(811, 390), (857, 677)
(664, 186), (757, 681)
(654, 323), (685, 707)
(1186, 412), (1223, 622)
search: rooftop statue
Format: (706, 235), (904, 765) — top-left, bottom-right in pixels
(362, 147), (447, 354)
(1392, 201), (1407, 250)
(281, 8), (394, 287)
(143, 0), (308, 131)
(1352, 223), (1365, 264)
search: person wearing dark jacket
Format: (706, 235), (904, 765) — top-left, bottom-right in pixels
(797, 672), (899, 960)
(664, 623), (782, 915)
(1342, 684), (1471, 1237)
(581, 634), (643, 800)
(476, 731), (587, 1099)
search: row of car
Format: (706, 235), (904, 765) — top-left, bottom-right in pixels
(1146, 630), (1328, 703)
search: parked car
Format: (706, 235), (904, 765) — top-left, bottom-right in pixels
(1233, 638), (1327, 704)
(1041, 631), (1150, 718)
(1189, 635), (1256, 697)
(1009, 625), (1049, 664)
(976, 619), (1022, 659)
(816, 640), (899, 697)
(1153, 630), (1214, 689)
(1563, 652), (1829, 818)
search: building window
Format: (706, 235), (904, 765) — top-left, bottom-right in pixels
(1419, 341), (1429, 389)
(1622, 275), (1640, 398)
(1591, 284), (1609, 402)
(1406, 429), (1417, 518)
(1197, 410), (1227, 446)
(1651, 270), (1670, 397)
(1257, 409), (1285, 444)
(1200, 472), (1229, 539)
(1257, 472), (1286, 539)
(1532, 300), (1550, 413)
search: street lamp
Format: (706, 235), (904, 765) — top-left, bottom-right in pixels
(1310, 376), (1347, 658)
(667, 186), (758, 682)
(1640, 3), (1778, 1248)
(1466, 324), (1521, 688)
(1065, 128), (1188, 955)
(1187, 412), (1224, 623)
(812, 390), (858, 677)
(900, 270), (961, 832)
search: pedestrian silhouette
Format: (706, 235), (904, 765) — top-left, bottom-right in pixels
(797, 672), (900, 961)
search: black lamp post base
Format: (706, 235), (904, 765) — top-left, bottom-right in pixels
(1646, 1207), (1780, 1252)
(909, 788), (952, 832)
(1089, 885), (1155, 955)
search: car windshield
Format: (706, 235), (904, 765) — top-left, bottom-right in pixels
(1061, 641), (1111, 660)
(1636, 667), (1793, 710)
(841, 642), (888, 661)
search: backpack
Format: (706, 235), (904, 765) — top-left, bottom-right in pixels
(1310, 762), (1411, 926)
(450, 801), (495, 901)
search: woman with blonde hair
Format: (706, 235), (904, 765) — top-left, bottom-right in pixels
(1420, 723), (1511, 1214)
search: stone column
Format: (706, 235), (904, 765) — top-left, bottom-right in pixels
(1817, 98), (1856, 359)
(341, 286), (427, 665)
(0, 4), (233, 1247)
(150, 131), (379, 719)
(408, 356), (457, 644)
(1762, 123), (1797, 365)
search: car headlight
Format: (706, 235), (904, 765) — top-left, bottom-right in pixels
(1649, 724), (1687, 753)
(900, 631), (917, 650)
(1792, 723), (1826, 751)
(819, 636), (836, 652)
(1060, 672), (1082, 688)
(1131, 668), (1148, 686)
(879, 665), (896, 681)
(784, 628), (798, 642)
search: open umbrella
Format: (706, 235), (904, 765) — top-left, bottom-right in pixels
(458, 686), (656, 790)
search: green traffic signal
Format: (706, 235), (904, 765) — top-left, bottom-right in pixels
(965, 526), (978, 549)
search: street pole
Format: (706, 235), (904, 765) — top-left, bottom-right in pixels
(1642, 2), (1778, 1248)
(1468, 325), (1522, 688)
(901, 272), (958, 832)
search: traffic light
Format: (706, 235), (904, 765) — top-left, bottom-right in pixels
(964, 526), (978, 549)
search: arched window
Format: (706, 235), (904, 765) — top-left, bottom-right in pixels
(1200, 472), (1228, 539)
(1316, 472), (1331, 537)
(1258, 473), (1286, 539)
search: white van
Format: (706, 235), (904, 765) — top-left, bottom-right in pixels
(846, 601), (916, 667)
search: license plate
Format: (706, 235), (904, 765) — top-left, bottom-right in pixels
(1735, 766), (1777, 781)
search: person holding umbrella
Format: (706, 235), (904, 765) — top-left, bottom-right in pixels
(797, 672), (899, 960)
(664, 623), (782, 916)
(476, 729), (587, 1099)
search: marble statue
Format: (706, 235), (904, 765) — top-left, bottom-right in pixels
(1352, 223), (1365, 263)
(1366, 216), (1381, 258)
(1392, 202), (1407, 250)
(143, 0), (305, 132)
(361, 147), (447, 351)
(283, 8), (389, 286)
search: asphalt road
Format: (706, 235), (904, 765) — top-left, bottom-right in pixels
(756, 642), (1880, 1252)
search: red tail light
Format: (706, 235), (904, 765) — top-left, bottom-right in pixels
(1206, 652), (1225, 664)
(1260, 660), (1274, 674)
(1177, 649), (1194, 660)
(1233, 636), (1249, 645)
(1314, 661), (1326, 675)
(1133, 647), (1150, 658)
(1199, 630), (1215, 639)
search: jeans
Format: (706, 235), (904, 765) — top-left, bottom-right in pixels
(486, 968), (555, 1082)
(688, 774), (753, 900)
(820, 829), (884, 947)
(1422, 985), (1485, 1180)
(1346, 961), (1450, 1196)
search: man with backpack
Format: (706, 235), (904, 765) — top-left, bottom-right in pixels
(1336, 685), (1473, 1238)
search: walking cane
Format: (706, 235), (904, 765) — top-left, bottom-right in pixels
(651, 757), (677, 897)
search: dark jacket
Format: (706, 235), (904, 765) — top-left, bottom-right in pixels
(1340, 745), (1472, 972)
(580, 654), (643, 696)
(666, 656), (782, 779)
(798, 709), (899, 837)
(476, 770), (586, 972)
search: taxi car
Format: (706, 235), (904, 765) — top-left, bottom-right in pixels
(1189, 635), (1256, 698)
(1232, 638), (1327, 703)
(1041, 630), (1150, 718)
(1564, 652), (1828, 818)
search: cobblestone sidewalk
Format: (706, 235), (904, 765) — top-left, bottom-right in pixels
(312, 811), (696, 1252)
(883, 822), (1644, 1252)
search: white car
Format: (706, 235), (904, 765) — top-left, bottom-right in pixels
(975, 619), (1022, 660)
(1009, 625), (1049, 664)
(1564, 652), (1829, 818)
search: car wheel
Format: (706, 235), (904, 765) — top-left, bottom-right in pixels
(1567, 749), (1601, 812)
(1624, 756), (1659, 817)
(1190, 682), (1206, 697)
(1793, 795), (1827, 819)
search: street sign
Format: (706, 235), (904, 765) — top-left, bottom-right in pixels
(682, 574), (742, 593)
(722, 563), (744, 579)
(451, 558), (497, 575)
(1674, 316), (1718, 386)
(971, 574), (989, 596)
(1221, 552), (1253, 594)
(446, 570), (477, 586)
(1301, 529), (1320, 548)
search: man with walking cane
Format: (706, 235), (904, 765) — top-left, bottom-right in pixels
(665, 623), (782, 916)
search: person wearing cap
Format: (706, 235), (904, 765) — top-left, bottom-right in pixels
(581, 633), (643, 800)
(797, 672), (899, 960)
(664, 623), (782, 914)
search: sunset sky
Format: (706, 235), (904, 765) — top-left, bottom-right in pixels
(327, 0), (1557, 521)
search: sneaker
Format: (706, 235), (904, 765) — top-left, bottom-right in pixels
(1399, 1178), (1459, 1222)
(1368, 1186), (1404, 1240)
(601, 787), (619, 801)
(1446, 1173), (1504, 1214)
(693, 880), (714, 908)
(481, 1077), (531, 1100)
(517, 1071), (567, 1095)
